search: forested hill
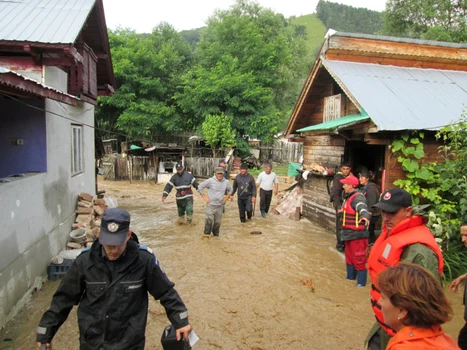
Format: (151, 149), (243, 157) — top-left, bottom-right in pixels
(316, 0), (383, 34)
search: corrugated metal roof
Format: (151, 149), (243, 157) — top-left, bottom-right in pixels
(0, 66), (79, 104)
(0, 0), (96, 44)
(322, 59), (467, 131)
(332, 31), (467, 49)
(297, 114), (369, 132)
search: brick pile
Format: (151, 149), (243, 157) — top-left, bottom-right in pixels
(68, 192), (108, 249)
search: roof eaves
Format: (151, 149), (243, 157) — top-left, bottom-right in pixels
(332, 31), (467, 49)
(0, 66), (79, 106)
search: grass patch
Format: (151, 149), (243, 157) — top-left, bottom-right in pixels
(248, 162), (290, 177)
(290, 14), (327, 55)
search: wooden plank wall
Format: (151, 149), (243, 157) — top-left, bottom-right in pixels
(300, 135), (345, 232)
(302, 176), (336, 232)
(303, 135), (345, 167)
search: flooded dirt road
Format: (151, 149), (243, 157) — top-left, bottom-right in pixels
(1, 177), (465, 349)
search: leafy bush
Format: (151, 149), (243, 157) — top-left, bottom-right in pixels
(391, 114), (467, 279)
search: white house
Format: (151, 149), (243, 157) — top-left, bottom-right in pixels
(0, 0), (114, 327)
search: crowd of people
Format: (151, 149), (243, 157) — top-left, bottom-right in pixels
(35, 160), (467, 350)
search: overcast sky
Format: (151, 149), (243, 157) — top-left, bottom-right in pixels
(102, 0), (387, 33)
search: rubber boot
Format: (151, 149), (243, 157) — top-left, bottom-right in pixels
(346, 265), (357, 280)
(187, 216), (193, 224)
(247, 211), (252, 220)
(260, 210), (266, 218)
(177, 217), (185, 225)
(356, 270), (367, 287)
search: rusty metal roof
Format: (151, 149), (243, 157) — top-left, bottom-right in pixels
(322, 59), (467, 131)
(0, 66), (79, 105)
(332, 31), (467, 49)
(0, 0), (96, 44)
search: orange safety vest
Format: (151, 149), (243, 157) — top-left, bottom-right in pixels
(341, 192), (366, 231)
(368, 216), (444, 336)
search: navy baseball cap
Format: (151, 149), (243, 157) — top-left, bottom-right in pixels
(373, 188), (412, 213)
(176, 163), (184, 170)
(99, 208), (130, 246)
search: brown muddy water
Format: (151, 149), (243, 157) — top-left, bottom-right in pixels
(1, 177), (465, 349)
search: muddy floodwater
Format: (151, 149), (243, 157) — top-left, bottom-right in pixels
(1, 177), (465, 349)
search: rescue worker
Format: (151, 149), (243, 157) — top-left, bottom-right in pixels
(36, 208), (191, 350)
(198, 167), (233, 236)
(365, 188), (444, 350)
(359, 171), (380, 244)
(162, 162), (199, 224)
(256, 163), (279, 218)
(331, 162), (353, 252)
(339, 175), (370, 286)
(232, 163), (257, 222)
(449, 221), (467, 350)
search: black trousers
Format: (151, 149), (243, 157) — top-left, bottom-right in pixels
(237, 196), (252, 222)
(368, 216), (380, 244)
(459, 322), (467, 350)
(335, 209), (344, 247)
(259, 188), (273, 213)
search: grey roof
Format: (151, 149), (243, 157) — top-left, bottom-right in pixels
(332, 31), (467, 49)
(0, 0), (96, 44)
(322, 59), (467, 131)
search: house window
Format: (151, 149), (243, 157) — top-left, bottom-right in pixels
(71, 125), (83, 175)
(323, 94), (342, 122)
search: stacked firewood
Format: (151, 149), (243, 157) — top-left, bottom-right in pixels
(68, 192), (108, 248)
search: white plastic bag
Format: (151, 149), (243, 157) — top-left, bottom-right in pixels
(104, 197), (118, 208)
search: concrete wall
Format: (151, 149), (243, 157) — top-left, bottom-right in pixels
(0, 66), (95, 328)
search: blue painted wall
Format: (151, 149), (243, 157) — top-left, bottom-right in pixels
(0, 97), (47, 178)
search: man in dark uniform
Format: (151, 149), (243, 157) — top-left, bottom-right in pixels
(331, 162), (352, 252)
(36, 208), (191, 350)
(232, 163), (257, 222)
(162, 163), (199, 224)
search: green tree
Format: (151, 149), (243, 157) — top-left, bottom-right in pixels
(96, 24), (193, 140)
(316, 0), (383, 34)
(383, 0), (467, 42)
(201, 113), (237, 157)
(175, 0), (310, 146)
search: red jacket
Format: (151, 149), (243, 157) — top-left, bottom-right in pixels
(368, 216), (444, 336)
(387, 325), (460, 350)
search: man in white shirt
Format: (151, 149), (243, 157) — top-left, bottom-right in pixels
(256, 164), (279, 218)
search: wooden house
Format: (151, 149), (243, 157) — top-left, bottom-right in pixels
(285, 31), (467, 231)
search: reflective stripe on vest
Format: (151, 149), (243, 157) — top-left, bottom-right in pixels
(368, 216), (444, 336)
(341, 192), (366, 231)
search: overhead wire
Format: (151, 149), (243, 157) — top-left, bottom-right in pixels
(1, 92), (129, 139)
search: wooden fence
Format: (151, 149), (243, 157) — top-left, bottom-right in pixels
(103, 154), (154, 181)
(258, 141), (303, 163)
(185, 157), (224, 178)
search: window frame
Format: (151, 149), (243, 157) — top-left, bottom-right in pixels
(71, 124), (84, 176)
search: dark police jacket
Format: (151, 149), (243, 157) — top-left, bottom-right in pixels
(36, 240), (188, 350)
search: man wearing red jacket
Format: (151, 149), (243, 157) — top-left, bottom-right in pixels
(365, 188), (444, 350)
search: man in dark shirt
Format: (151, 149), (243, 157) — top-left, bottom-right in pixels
(232, 163), (257, 222)
(36, 208), (191, 349)
(162, 163), (199, 224)
(331, 162), (352, 252)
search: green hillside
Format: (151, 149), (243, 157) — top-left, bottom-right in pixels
(290, 14), (327, 56)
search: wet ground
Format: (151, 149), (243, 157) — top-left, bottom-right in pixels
(1, 177), (465, 349)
